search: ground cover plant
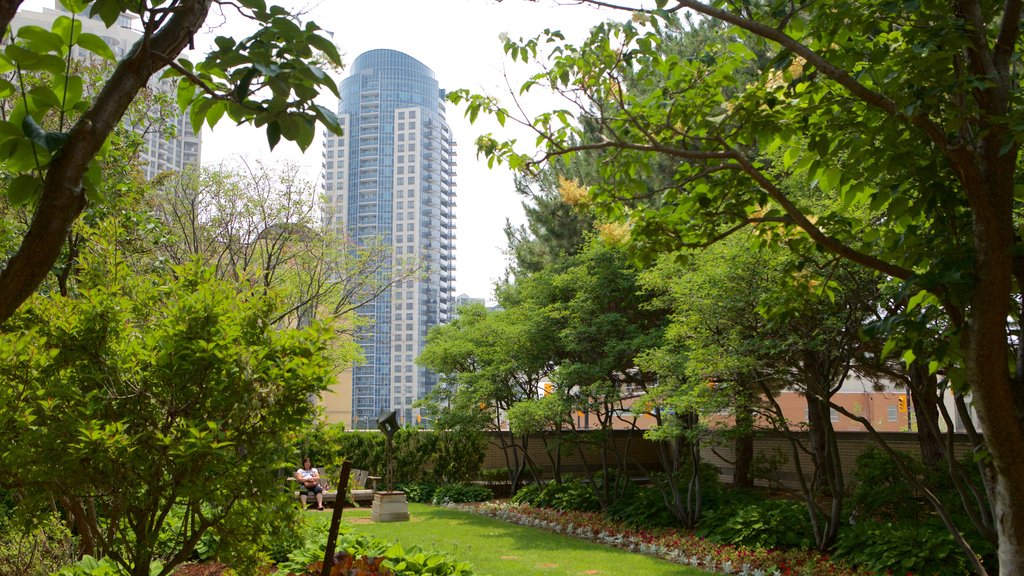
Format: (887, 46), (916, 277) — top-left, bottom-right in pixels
(458, 502), (879, 576)
(273, 520), (472, 576)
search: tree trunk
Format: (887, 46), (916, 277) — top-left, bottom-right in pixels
(733, 385), (755, 488)
(908, 366), (945, 468)
(733, 427), (754, 488)
(805, 372), (843, 550)
(960, 153), (1024, 575)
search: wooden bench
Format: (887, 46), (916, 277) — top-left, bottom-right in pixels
(289, 468), (380, 507)
(350, 468), (381, 505)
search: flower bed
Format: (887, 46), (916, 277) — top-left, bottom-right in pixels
(449, 502), (876, 576)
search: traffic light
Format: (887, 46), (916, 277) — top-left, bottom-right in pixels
(898, 395), (908, 413)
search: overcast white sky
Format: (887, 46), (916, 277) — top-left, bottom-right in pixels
(194, 0), (621, 302)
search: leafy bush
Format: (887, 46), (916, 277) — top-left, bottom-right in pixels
(274, 524), (473, 575)
(833, 520), (970, 576)
(510, 479), (599, 512)
(510, 483), (542, 507)
(605, 485), (678, 529)
(431, 484), (493, 505)
(298, 427), (485, 486)
(0, 489), (13, 521)
(0, 511), (77, 576)
(217, 498), (308, 573)
(660, 461), (728, 511)
(476, 468), (509, 482)
(848, 446), (925, 522)
(55, 555), (162, 576)
(396, 483), (438, 504)
(698, 499), (813, 549)
(0, 259), (338, 576)
(751, 447), (788, 489)
(154, 505), (219, 562)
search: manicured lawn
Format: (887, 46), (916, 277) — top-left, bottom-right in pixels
(321, 503), (708, 576)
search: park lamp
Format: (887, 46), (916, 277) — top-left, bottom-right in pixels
(377, 410), (400, 492)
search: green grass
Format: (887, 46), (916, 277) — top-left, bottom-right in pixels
(316, 503), (708, 576)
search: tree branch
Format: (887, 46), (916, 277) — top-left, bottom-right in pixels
(994, 0), (1022, 71)
(0, 0), (24, 39)
(729, 149), (915, 281)
(0, 1), (214, 324)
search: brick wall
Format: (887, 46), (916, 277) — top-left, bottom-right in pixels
(481, 430), (973, 490)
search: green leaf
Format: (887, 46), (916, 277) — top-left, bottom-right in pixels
(16, 25), (65, 53)
(266, 120), (281, 150)
(307, 31), (342, 68)
(83, 159), (102, 202)
(22, 115), (49, 149)
(5, 44), (66, 73)
(27, 86), (62, 111)
(51, 17), (83, 50)
(214, 36), (235, 51)
(53, 74), (84, 109)
(206, 101), (227, 128)
(176, 78), (198, 111)
(89, 0), (122, 27)
(76, 33), (116, 61)
(881, 338), (897, 359)
(58, 0), (88, 13)
(293, 115), (316, 150)
(7, 174), (42, 206)
(818, 166), (841, 193)
(44, 131), (70, 151)
(232, 67), (258, 102)
(240, 0), (267, 12)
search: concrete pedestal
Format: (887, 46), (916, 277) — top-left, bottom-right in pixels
(371, 491), (409, 522)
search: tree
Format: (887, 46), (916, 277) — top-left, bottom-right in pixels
(454, 2), (1024, 570)
(503, 163), (597, 276)
(418, 301), (556, 488)
(0, 0), (342, 323)
(0, 236), (339, 576)
(540, 238), (666, 508)
(640, 234), (788, 490)
(150, 161), (409, 329)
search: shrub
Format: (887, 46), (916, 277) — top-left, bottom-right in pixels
(697, 499), (813, 549)
(55, 555), (162, 576)
(154, 505), (218, 562)
(476, 468), (509, 482)
(848, 446), (925, 522)
(431, 430), (487, 484)
(298, 427), (485, 486)
(833, 520), (971, 576)
(396, 483), (438, 504)
(661, 461), (728, 511)
(605, 485), (678, 529)
(274, 523), (473, 575)
(751, 447), (787, 489)
(511, 479), (600, 513)
(431, 484), (493, 505)
(510, 483), (542, 506)
(0, 511), (77, 576)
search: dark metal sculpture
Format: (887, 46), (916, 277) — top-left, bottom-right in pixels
(377, 410), (400, 492)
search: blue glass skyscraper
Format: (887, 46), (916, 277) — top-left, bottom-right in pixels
(322, 49), (456, 427)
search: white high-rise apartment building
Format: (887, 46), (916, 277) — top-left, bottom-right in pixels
(11, 2), (201, 179)
(322, 49), (456, 428)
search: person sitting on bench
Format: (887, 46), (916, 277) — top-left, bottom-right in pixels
(295, 457), (324, 510)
